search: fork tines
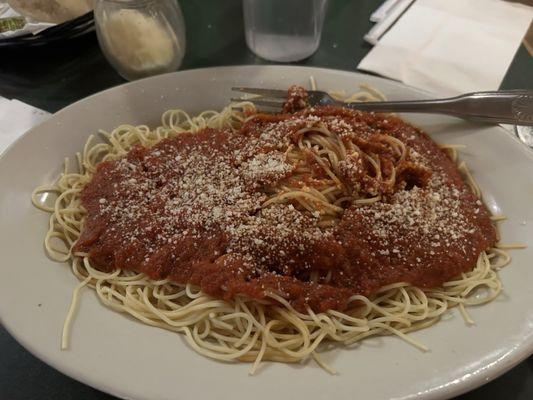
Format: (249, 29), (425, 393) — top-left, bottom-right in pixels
(231, 87), (288, 109)
(231, 87), (288, 97)
(230, 97), (285, 108)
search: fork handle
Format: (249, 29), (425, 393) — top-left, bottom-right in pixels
(344, 90), (533, 126)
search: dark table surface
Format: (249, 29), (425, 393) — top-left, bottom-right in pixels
(1, 1), (532, 399)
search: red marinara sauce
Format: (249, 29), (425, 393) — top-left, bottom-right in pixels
(74, 92), (496, 313)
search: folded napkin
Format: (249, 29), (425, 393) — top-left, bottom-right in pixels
(358, 0), (533, 95)
(0, 97), (50, 154)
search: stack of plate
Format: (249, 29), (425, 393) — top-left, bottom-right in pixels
(0, 11), (93, 49)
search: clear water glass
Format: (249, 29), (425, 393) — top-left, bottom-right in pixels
(243, 0), (328, 62)
(94, 0), (186, 81)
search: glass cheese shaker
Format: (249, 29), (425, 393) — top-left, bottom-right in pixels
(94, 0), (186, 81)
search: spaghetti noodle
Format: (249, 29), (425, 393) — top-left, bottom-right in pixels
(32, 86), (515, 374)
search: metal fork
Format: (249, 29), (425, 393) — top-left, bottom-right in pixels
(231, 87), (533, 126)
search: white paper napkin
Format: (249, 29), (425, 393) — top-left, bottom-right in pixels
(358, 0), (533, 96)
(0, 97), (50, 155)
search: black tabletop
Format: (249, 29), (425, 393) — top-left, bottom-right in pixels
(1, 1), (532, 399)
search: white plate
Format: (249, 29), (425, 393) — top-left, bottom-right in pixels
(1, 66), (532, 400)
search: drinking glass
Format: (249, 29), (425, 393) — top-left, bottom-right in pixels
(243, 0), (328, 62)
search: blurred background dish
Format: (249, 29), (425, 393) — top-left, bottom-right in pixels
(7, 0), (92, 24)
(0, 12), (94, 48)
(516, 125), (533, 148)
